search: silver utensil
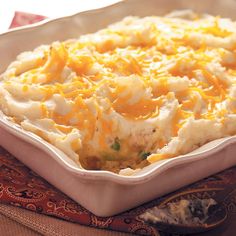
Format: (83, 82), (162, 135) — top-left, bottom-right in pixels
(138, 183), (235, 234)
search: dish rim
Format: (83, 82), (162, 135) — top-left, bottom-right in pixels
(0, 0), (122, 37)
(1, 111), (235, 185)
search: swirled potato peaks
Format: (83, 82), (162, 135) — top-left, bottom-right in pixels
(1, 10), (236, 175)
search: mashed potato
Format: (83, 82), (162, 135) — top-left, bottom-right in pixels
(1, 10), (236, 174)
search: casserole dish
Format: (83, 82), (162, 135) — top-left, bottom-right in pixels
(0, 0), (236, 216)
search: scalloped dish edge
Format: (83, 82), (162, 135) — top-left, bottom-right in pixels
(1, 110), (235, 184)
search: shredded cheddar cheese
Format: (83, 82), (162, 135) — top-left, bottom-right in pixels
(1, 10), (236, 174)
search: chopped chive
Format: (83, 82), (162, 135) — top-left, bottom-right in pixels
(139, 151), (151, 160)
(111, 138), (120, 151)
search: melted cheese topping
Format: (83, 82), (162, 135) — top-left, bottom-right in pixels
(1, 10), (236, 174)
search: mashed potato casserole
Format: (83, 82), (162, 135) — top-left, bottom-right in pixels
(1, 11), (236, 174)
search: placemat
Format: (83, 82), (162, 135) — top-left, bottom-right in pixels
(0, 146), (235, 236)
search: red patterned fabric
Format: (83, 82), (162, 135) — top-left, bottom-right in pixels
(2, 12), (236, 236)
(10, 11), (46, 28)
(0, 146), (235, 235)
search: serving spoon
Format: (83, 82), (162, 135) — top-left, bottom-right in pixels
(138, 183), (235, 234)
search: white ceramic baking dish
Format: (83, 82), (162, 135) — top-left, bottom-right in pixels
(1, 0), (236, 217)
